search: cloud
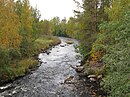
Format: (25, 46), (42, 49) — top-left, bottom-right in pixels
(29, 0), (78, 20)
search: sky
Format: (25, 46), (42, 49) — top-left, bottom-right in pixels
(29, 0), (81, 20)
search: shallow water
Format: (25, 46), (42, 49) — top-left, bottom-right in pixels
(0, 37), (91, 97)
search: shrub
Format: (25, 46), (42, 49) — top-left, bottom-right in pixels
(9, 48), (21, 60)
(99, 8), (130, 97)
(0, 46), (10, 67)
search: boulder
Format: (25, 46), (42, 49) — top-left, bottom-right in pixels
(88, 75), (96, 78)
(64, 76), (77, 84)
(60, 44), (65, 47)
(97, 75), (103, 79)
(90, 78), (96, 82)
(70, 65), (84, 73)
(66, 41), (74, 44)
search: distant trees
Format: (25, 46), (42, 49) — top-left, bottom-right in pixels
(39, 17), (68, 37)
(49, 17), (60, 36)
(66, 17), (79, 38)
(50, 17), (68, 37)
(39, 20), (52, 35)
(31, 7), (41, 38)
(59, 18), (67, 36)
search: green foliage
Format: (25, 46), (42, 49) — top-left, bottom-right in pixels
(0, 58), (38, 83)
(9, 48), (22, 60)
(20, 39), (33, 57)
(38, 17), (68, 37)
(73, 0), (110, 56)
(93, 1), (130, 96)
(0, 47), (10, 67)
(15, 0), (34, 57)
(52, 18), (68, 37)
(39, 20), (52, 35)
(78, 44), (90, 57)
(66, 17), (80, 38)
(32, 7), (41, 38)
(75, 0), (130, 96)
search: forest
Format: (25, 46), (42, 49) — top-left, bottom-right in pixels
(0, 0), (130, 97)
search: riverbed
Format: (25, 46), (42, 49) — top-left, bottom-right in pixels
(0, 37), (91, 97)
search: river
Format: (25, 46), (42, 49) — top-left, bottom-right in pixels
(0, 37), (91, 97)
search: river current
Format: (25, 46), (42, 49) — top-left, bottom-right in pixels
(0, 37), (91, 97)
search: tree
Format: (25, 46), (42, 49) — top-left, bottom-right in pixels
(50, 17), (61, 36)
(0, 0), (21, 48)
(66, 17), (79, 38)
(0, 0), (22, 69)
(32, 7), (41, 38)
(74, 0), (99, 56)
(59, 18), (68, 37)
(73, 0), (111, 57)
(98, 0), (110, 23)
(15, 0), (34, 57)
(39, 19), (52, 35)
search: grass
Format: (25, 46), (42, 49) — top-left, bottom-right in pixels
(33, 36), (61, 54)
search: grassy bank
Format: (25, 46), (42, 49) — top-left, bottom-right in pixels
(33, 36), (61, 54)
(0, 36), (61, 85)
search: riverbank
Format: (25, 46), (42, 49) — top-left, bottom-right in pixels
(0, 37), (92, 97)
(0, 36), (61, 85)
(70, 61), (107, 97)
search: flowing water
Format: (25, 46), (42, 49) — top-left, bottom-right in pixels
(0, 37), (91, 97)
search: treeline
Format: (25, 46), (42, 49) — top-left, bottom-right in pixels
(0, 0), (60, 83)
(39, 16), (80, 38)
(70, 0), (129, 97)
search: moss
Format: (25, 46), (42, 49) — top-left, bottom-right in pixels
(66, 41), (74, 44)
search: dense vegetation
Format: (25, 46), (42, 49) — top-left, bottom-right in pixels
(0, 0), (60, 84)
(72, 0), (130, 97)
(39, 17), (79, 38)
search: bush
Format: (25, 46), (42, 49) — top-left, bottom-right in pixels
(9, 48), (22, 60)
(0, 46), (10, 67)
(99, 8), (130, 97)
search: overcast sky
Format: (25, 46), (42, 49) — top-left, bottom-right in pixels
(29, 0), (81, 20)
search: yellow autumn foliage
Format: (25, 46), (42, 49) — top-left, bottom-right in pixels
(90, 50), (104, 65)
(0, 0), (21, 48)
